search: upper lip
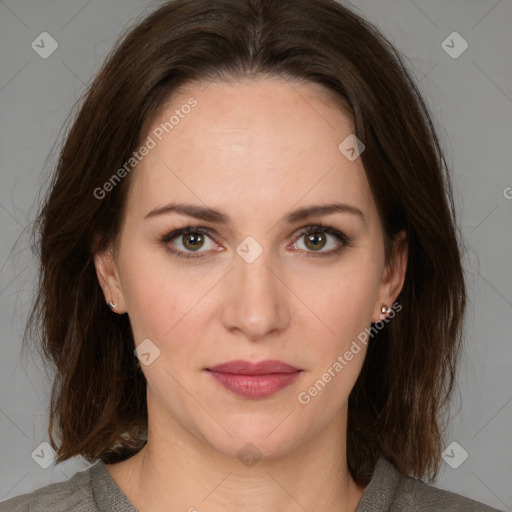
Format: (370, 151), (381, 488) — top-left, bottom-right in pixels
(207, 359), (301, 375)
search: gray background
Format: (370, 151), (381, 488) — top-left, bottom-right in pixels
(0, 0), (511, 509)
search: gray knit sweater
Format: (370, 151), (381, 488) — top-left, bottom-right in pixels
(0, 456), (505, 511)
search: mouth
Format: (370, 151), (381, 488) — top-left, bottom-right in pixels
(205, 359), (303, 399)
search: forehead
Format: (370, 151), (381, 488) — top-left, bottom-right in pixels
(125, 78), (376, 227)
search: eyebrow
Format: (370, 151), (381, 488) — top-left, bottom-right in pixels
(144, 202), (367, 225)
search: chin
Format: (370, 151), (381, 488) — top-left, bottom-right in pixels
(193, 413), (308, 464)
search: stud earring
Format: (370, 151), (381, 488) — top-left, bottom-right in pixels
(380, 305), (392, 316)
(108, 301), (117, 310)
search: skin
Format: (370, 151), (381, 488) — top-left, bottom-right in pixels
(94, 77), (408, 512)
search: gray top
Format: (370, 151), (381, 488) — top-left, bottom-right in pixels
(0, 456), (504, 511)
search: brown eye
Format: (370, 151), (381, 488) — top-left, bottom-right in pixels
(181, 232), (205, 251)
(161, 227), (217, 259)
(291, 225), (349, 256)
(304, 231), (327, 251)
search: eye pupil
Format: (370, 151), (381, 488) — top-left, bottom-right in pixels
(183, 232), (204, 251)
(305, 232), (326, 251)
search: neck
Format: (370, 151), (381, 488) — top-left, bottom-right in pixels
(106, 405), (366, 512)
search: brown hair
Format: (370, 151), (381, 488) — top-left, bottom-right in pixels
(25, 0), (466, 486)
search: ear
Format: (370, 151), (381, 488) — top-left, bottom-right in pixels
(94, 245), (126, 314)
(372, 229), (408, 323)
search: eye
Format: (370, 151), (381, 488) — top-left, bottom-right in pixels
(291, 224), (349, 257)
(161, 227), (219, 259)
(160, 224), (350, 260)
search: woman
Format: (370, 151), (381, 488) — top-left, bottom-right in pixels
(0, 0), (504, 510)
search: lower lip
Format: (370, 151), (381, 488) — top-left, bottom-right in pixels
(207, 371), (302, 399)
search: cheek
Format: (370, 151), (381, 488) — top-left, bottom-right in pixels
(120, 245), (214, 359)
(302, 256), (382, 344)
(118, 243), (176, 340)
(292, 259), (381, 408)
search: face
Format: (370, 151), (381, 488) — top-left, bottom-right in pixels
(95, 77), (407, 460)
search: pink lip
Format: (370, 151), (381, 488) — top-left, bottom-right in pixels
(206, 360), (302, 399)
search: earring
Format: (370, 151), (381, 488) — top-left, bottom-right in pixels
(108, 301), (117, 310)
(380, 305), (392, 316)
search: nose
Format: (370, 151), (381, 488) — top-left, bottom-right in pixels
(220, 248), (290, 341)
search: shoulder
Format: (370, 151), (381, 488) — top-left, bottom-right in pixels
(390, 460), (505, 511)
(0, 463), (99, 512)
(360, 457), (505, 512)
(394, 473), (504, 511)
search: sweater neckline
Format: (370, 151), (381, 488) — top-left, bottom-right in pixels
(89, 455), (400, 512)
(355, 457), (401, 511)
(90, 460), (138, 512)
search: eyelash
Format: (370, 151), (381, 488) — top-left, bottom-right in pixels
(160, 224), (350, 260)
